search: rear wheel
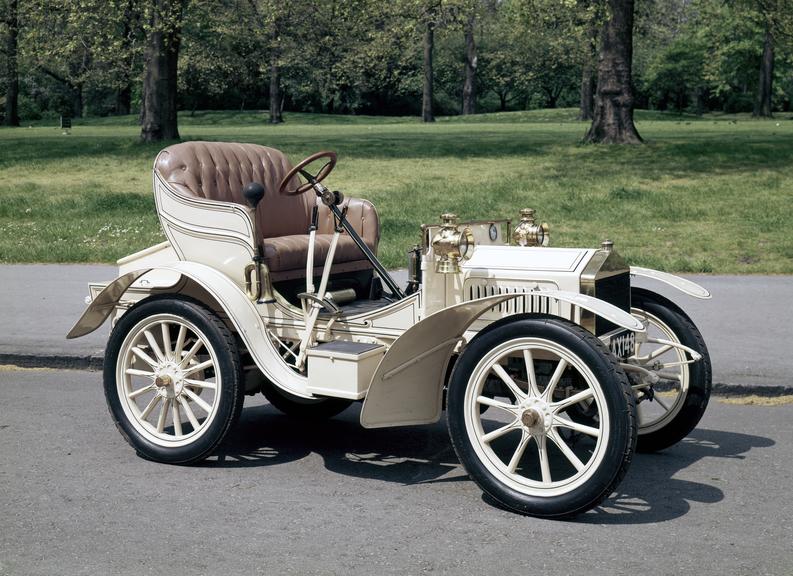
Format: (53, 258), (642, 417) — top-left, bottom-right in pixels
(104, 297), (244, 464)
(629, 288), (712, 452)
(447, 316), (636, 518)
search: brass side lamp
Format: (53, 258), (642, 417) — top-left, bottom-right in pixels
(431, 213), (475, 274)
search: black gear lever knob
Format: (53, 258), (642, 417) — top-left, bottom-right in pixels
(242, 182), (265, 209)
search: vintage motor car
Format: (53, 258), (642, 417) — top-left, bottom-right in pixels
(68, 141), (712, 518)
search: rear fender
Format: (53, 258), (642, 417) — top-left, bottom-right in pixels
(67, 261), (314, 398)
(360, 290), (643, 429)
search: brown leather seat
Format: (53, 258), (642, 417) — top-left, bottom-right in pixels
(154, 141), (379, 281)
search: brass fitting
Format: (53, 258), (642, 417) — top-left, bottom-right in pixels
(512, 208), (549, 247)
(431, 213), (474, 274)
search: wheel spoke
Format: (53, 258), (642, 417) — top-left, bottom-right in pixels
(180, 338), (204, 368)
(548, 428), (585, 472)
(174, 324), (187, 358)
(128, 383), (154, 400)
(542, 358), (568, 401)
(657, 371), (682, 382)
(507, 431), (531, 473)
(477, 395), (517, 413)
(523, 349), (541, 398)
(156, 398), (171, 433)
(178, 396), (201, 430)
(491, 364), (526, 402)
(131, 346), (159, 369)
(125, 368), (154, 377)
(482, 420), (519, 444)
(184, 378), (217, 390)
(161, 322), (173, 360)
(552, 388), (594, 413)
(183, 359), (214, 377)
(140, 394), (162, 420)
(537, 435), (552, 484)
(143, 329), (166, 363)
(183, 387), (213, 414)
(653, 393), (672, 411)
(172, 401), (183, 436)
(552, 414), (600, 438)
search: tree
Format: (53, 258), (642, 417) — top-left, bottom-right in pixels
(585, 0), (642, 144)
(1, 0), (19, 126)
(462, 11), (476, 114)
(140, 0), (185, 142)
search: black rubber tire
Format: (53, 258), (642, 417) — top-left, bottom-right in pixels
(261, 380), (353, 419)
(632, 288), (712, 453)
(103, 296), (245, 464)
(447, 315), (637, 519)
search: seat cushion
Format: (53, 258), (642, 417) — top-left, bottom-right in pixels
(264, 233), (376, 277)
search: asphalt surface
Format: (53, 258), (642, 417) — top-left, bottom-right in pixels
(0, 368), (791, 576)
(0, 264), (791, 391)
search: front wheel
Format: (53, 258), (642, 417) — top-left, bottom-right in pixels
(629, 288), (712, 452)
(104, 296), (245, 464)
(447, 316), (636, 519)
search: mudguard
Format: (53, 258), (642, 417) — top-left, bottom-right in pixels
(630, 266), (711, 299)
(360, 290), (644, 429)
(66, 261), (314, 398)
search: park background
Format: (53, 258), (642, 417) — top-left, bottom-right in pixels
(1, 0), (792, 273)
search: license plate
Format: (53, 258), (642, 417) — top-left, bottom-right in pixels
(608, 330), (636, 359)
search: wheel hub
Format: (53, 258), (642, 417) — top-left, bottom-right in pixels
(153, 363), (185, 398)
(518, 398), (553, 433)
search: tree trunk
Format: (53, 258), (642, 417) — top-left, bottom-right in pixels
(422, 20), (435, 123)
(140, 0), (183, 142)
(579, 25), (597, 120)
(72, 85), (84, 119)
(3, 0), (20, 127)
(462, 14), (477, 115)
(499, 93), (507, 111)
(269, 22), (282, 124)
(584, 0), (642, 144)
(116, 85), (132, 116)
(754, 24), (774, 118)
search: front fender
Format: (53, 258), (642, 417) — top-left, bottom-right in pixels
(67, 261), (314, 399)
(360, 290), (643, 429)
(630, 266), (711, 299)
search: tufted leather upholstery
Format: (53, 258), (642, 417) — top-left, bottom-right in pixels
(154, 141), (379, 281)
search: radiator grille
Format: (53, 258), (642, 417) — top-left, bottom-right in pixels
(466, 284), (553, 315)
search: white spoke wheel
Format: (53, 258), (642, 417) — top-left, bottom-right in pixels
(447, 316), (636, 519)
(630, 288), (712, 453)
(104, 297), (244, 464)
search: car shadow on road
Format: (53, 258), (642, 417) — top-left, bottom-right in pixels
(204, 402), (775, 524)
(575, 427), (775, 524)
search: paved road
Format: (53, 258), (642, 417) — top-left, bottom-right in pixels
(1, 368), (791, 576)
(1, 264), (791, 389)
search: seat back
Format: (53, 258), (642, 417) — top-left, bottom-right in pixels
(154, 141), (311, 238)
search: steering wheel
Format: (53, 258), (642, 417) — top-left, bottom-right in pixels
(279, 151), (337, 196)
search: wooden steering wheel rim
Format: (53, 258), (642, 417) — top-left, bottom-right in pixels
(279, 151), (338, 195)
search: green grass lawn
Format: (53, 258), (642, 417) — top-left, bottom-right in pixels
(1, 108), (792, 273)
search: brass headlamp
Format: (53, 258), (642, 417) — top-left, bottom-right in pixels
(431, 213), (474, 274)
(512, 208), (550, 247)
